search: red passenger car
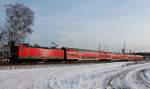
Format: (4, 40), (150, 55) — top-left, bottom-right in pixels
(66, 48), (79, 61)
(78, 49), (98, 61)
(135, 55), (144, 60)
(111, 53), (123, 61)
(126, 54), (136, 61)
(98, 51), (112, 61)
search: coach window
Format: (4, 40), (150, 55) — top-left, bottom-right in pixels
(99, 54), (100, 56)
(71, 54), (73, 56)
(85, 56), (87, 59)
(90, 56), (92, 59)
(82, 56), (84, 59)
(75, 54), (77, 56)
(70, 53), (72, 56)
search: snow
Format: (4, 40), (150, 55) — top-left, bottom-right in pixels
(0, 62), (150, 89)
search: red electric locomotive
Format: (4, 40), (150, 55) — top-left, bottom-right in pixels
(17, 44), (64, 62)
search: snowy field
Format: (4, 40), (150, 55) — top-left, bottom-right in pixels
(0, 62), (150, 89)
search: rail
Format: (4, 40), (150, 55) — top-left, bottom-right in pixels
(0, 62), (96, 70)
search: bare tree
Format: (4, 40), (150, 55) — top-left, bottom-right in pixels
(4, 3), (34, 63)
(0, 27), (4, 63)
(0, 26), (8, 64)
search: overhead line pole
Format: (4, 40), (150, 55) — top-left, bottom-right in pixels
(124, 41), (125, 54)
(123, 41), (126, 60)
(99, 43), (100, 52)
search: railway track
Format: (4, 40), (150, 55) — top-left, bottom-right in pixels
(0, 62), (100, 70)
(0, 60), (146, 70)
(104, 70), (131, 89)
(101, 63), (150, 89)
(135, 69), (150, 88)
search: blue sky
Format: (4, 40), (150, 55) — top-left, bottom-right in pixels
(1, 0), (150, 52)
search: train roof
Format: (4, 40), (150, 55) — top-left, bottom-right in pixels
(18, 44), (62, 49)
(62, 47), (112, 53)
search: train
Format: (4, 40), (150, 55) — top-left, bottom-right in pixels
(13, 44), (144, 63)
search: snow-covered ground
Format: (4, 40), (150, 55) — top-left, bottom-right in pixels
(0, 62), (150, 89)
